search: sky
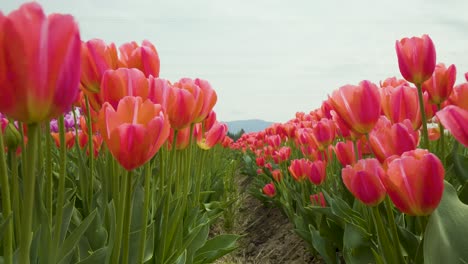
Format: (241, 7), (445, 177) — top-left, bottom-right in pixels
(3, 0), (468, 123)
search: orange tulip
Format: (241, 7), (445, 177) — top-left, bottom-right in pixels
(329, 80), (381, 134)
(0, 2), (81, 123)
(167, 126), (191, 150)
(100, 68), (150, 110)
(51, 131), (75, 149)
(436, 105), (468, 147)
(98, 96), (170, 171)
(119, 40), (160, 78)
(369, 117), (419, 162)
(422, 63), (456, 104)
(395, 34), (436, 85)
(382, 149), (444, 215)
(342, 158), (386, 206)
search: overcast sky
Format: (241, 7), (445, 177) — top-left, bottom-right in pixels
(3, 0), (468, 122)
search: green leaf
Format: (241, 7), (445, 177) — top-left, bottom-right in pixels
(424, 181), (468, 263)
(76, 247), (108, 264)
(342, 222), (374, 264)
(458, 181), (468, 204)
(57, 209), (97, 263)
(396, 225), (419, 261)
(448, 142), (468, 183)
(310, 227), (337, 264)
(194, 234), (240, 264)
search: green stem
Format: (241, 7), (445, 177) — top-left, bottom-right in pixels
(194, 150), (207, 205)
(72, 108), (88, 212)
(416, 83), (429, 150)
(437, 104), (445, 165)
(384, 197), (405, 263)
(122, 171), (134, 264)
(352, 139), (359, 163)
(85, 96), (95, 210)
(137, 163), (151, 263)
(111, 168), (128, 263)
(0, 128), (13, 263)
(9, 151), (21, 246)
(44, 122), (53, 228)
(371, 206), (397, 264)
(18, 123), (40, 264)
(52, 116), (68, 262)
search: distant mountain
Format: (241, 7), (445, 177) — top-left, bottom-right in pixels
(225, 119), (274, 133)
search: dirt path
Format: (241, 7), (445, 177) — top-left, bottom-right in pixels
(215, 175), (323, 264)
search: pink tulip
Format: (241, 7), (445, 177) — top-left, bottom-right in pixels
(0, 2), (81, 123)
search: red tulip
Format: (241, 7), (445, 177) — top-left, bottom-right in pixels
(311, 118), (336, 150)
(98, 96), (170, 170)
(262, 183), (276, 197)
(166, 84), (198, 130)
(148, 77), (172, 111)
(289, 158), (326, 185)
(119, 40), (160, 78)
(310, 193), (326, 207)
(422, 63), (456, 104)
(382, 149), (444, 216)
(202, 111), (217, 131)
(369, 117), (419, 162)
(436, 105), (468, 147)
(342, 158), (386, 206)
(308, 160), (327, 185)
(100, 68), (149, 110)
(0, 2), (81, 123)
(395, 34), (436, 85)
(329, 80), (381, 134)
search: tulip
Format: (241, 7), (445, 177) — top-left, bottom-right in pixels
(197, 122), (228, 150)
(329, 80), (381, 134)
(148, 77), (172, 111)
(311, 118), (336, 150)
(221, 136), (233, 148)
(436, 105), (468, 147)
(289, 159), (308, 181)
(262, 183), (276, 197)
(310, 193), (326, 207)
(80, 39), (121, 94)
(369, 117), (419, 162)
(266, 135), (282, 148)
(447, 83), (468, 111)
(380, 77), (408, 88)
(272, 146), (291, 164)
(167, 126), (191, 150)
(0, 2), (81, 123)
(202, 111), (217, 131)
(100, 68), (150, 110)
(422, 63), (456, 105)
(194, 78), (217, 123)
(308, 160), (327, 185)
(271, 169), (283, 182)
(98, 96), (170, 171)
(342, 158), (387, 206)
(51, 131), (75, 149)
(382, 149), (444, 215)
(119, 40), (160, 78)
(166, 86), (197, 130)
(334, 140), (361, 166)
(395, 34), (436, 85)
(381, 84), (433, 130)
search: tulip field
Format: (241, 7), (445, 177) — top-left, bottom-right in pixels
(1, 2), (468, 264)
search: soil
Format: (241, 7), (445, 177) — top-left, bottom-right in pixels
(214, 175), (324, 264)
